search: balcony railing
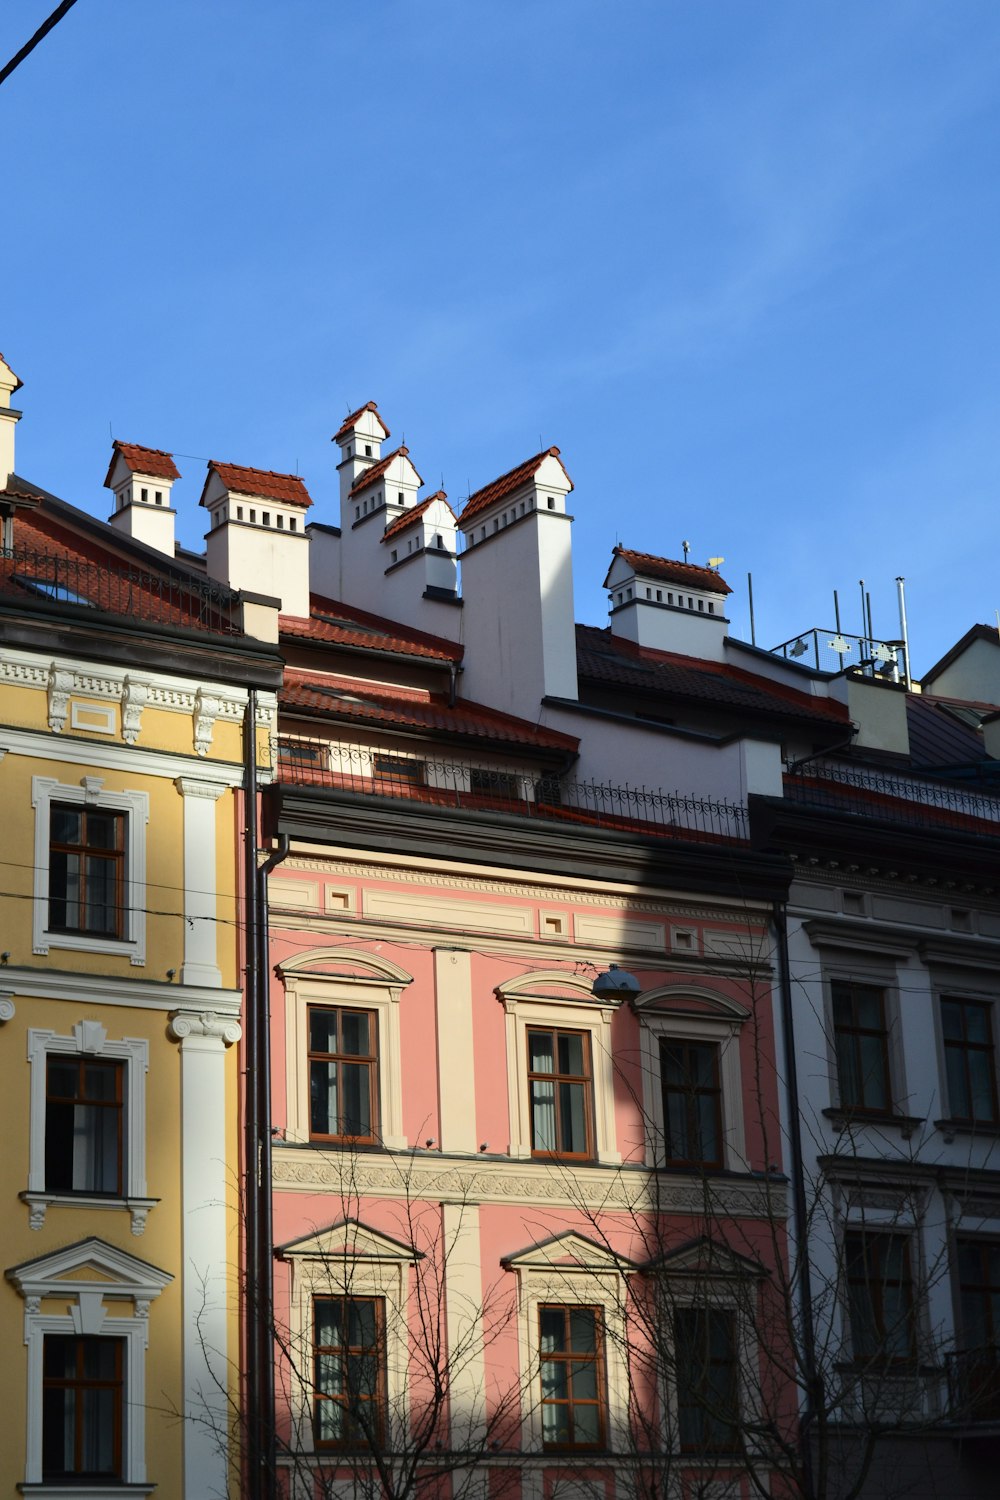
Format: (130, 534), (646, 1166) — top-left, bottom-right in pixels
(946, 1346), (1000, 1424)
(0, 545), (243, 636)
(784, 759), (1000, 837)
(771, 625), (908, 683)
(276, 738), (751, 845)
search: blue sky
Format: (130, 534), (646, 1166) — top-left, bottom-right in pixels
(3, 0), (1000, 676)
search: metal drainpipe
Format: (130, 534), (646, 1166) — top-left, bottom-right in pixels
(241, 693), (261, 1499)
(773, 900), (820, 1500)
(256, 831), (290, 1497)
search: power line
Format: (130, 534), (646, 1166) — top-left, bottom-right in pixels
(0, 0), (80, 90)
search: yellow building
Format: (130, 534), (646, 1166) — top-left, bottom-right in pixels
(0, 355), (282, 1497)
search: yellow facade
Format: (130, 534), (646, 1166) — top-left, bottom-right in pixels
(0, 630), (277, 1496)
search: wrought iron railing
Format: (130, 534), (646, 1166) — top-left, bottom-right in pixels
(784, 759), (1000, 836)
(946, 1346), (1000, 1423)
(0, 545), (243, 635)
(276, 738), (751, 844)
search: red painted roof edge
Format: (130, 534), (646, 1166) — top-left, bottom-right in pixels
(333, 401), (390, 442)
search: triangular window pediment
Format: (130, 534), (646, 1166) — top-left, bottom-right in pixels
(278, 1217), (422, 1264)
(644, 1234), (764, 1280)
(504, 1230), (636, 1275)
(6, 1235), (173, 1301)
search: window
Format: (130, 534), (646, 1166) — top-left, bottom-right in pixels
(674, 1308), (739, 1452)
(33, 777), (148, 964)
(942, 998), (998, 1123)
(660, 1038), (723, 1167)
(250, 508), (256, 522)
(314, 1295), (385, 1448)
(290, 516), (297, 531)
(237, 504), (244, 520)
(43, 1335), (124, 1481)
(538, 1305), (605, 1449)
(8, 1237), (171, 1490)
(365, 444), (372, 456)
(845, 1232), (915, 1362)
(25, 1022), (151, 1231)
(154, 490), (162, 504)
(372, 753), (426, 791)
(527, 1027), (593, 1158)
(832, 980), (891, 1112)
(140, 487), (148, 502)
(263, 511), (271, 527)
(308, 1007), (378, 1143)
(49, 803), (125, 938)
(277, 513), (284, 528)
(45, 1054), (124, 1195)
(954, 1240), (1000, 1419)
(469, 766), (522, 800)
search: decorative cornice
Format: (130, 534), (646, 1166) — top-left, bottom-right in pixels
(271, 1147), (785, 1219)
(2, 965), (242, 1015)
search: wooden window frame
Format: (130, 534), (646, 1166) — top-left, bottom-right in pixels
(526, 1026), (595, 1161)
(42, 1333), (125, 1481)
(48, 802), (126, 940)
(831, 980), (892, 1115)
(941, 997), (999, 1124)
(538, 1303), (606, 1451)
(313, 1294), (386, 1450)
(44, 1054), (125, 1197)
(674, 1306), (740, 1454)
(307, 1005), (379, 1146)
(659, 1037), (724, 1168)
(844, 1230), (916, 1364)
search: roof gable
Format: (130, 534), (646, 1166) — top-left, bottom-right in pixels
(201, 461), (313, 509)
(349, 446), (423, 498)
(334, 401), (390, 443)
(103, 441), (180, 488)
(382, 491), (455, 543)
(604, 546), (731, 595)
(458, 447), (572, 527)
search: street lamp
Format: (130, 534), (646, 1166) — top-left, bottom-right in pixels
(591, 963), (641, 1000)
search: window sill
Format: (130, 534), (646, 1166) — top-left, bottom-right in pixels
(19, 1486), (155, 1499)
(934, 1118), (1000, 1144)
(823, 1107), (925, 1140)
(35, 928), (142, 966)
(20, 1191), (159, 1236)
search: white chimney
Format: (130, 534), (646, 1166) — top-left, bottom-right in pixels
(201, 460), (312, 618)
(379, 490), (461, 637)
(333, 402), (389, 509)
(104, 441), (180, 555)
(338, 444), (424, 611)
(604, 547), (731, 662)
(457, 447), (578, 717)
(0, 351), (23, 490)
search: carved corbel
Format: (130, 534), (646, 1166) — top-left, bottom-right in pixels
(121, 676), (149, 746)
(47, 664), (75, 733)
(193, 688), (221, 758)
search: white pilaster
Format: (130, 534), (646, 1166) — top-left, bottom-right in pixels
(168, 1007), (242, 1500)
(441, 1201), (488, 1468)
(434, 948), (477, 1153)
(175, 778), (226, 986)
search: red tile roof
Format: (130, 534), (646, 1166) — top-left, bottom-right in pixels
(103, 441), (180, 488)
(333, 401), (390, 443)
(204, 462), (313, 508)
(458, 447), (572, 526)
(575, 625), (849, 728)
(280, 593), (463, 663)
(280, 669), (579, 755)
(382, 492), (454, 542)
(608, 547), (732, 596)
(349, 446), (423, 498)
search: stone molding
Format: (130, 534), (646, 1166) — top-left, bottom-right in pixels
(167, 1009), (242, 1045)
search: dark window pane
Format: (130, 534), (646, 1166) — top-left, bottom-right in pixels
(341, 1011), (370, 1056)
(51, 808), (82, 844)
(309, 1009), (339, 1053)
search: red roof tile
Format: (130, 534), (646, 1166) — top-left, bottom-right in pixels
(382, 492), (454, 542)
(103, 441), (180, 488)
(280, 669), (579, 755)
(608, 547), (732, 596)
(349, 446), (423, 498)
(458, 447), (572, 526)
(280, 593), (463, 663)
(333, 401), (390, 443)
(205, 461), (312, 508)
(576, 625), (849, 728)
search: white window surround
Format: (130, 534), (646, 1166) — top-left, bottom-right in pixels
(281, 948), (412, 1151)
(504, 1231), (636, 1456)
(650, 1238), (764, 1460)
(635, 985), (750, 1172)
(5, 1234), (171, 1495)
(277, 1218), (419, 1457)
(22, 1021), (154, 1234)
(498, 972), (622, 1165)
(31, 775), (148, 966)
